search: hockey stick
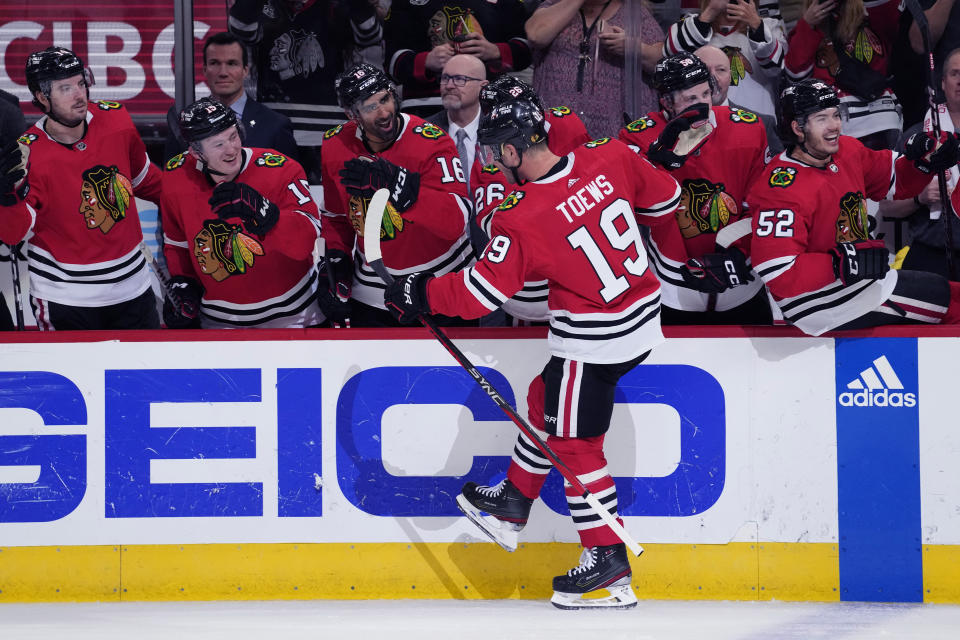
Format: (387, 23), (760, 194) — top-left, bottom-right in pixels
(903, 0), (957, 279)
(363, 188), (644, 557)
(138, 241), (199, 321)
(8, 242), (24, 330)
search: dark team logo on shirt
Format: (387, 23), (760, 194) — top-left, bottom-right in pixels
(836, 191), (870, 242)
(256, 152), (287, 168)
(626, 117), (656, 133)
(194, 219), (264, 281)
(349, 195), (404, 241)
(78, 165), (133, 235)
(768, 167), (797, 188)
(584, 137), (611, 148)
(548, 106), (573, 117)
(17, 133), (38, 146)
(729, 109), (758, 124)
(414, 123), (445, 140)
(428, 6), (483, 47)
(722, 46), (753, 86)
(165, 153), (186, 171)
(496, 190), (525, 211)
(269, 29), (324, 80)
(324, 123), (344, 140)
(95, 100), (122, 110)
(678, 178), (738, 238)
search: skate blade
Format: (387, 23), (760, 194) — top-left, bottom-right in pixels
(550, 584), (638, 610)
(455, 493), (519, 552)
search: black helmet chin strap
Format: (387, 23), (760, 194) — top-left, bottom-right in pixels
(201, 148), (246, 182)
(508, 147), (525, 185)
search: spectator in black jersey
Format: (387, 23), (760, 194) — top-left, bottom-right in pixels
(163, 32), (298, 163)
(229, 0), (383, 182)
(384, 0), (531, 117)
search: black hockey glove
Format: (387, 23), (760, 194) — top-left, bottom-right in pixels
(208, 181), (280, 236)
(339, 157), (420, 213)
(0, 139), (29, 207)
(829, 240), (890, 285)
(317, 248), (354, 326)
(904, 130), (960, 175)
(384, 272), (433, 325)
(647, 104), (711, 170)
(681, 247), (753, 293)
(162, 276), (203, 329)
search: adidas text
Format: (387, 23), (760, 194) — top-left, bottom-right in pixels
(838, 389), (916, 408)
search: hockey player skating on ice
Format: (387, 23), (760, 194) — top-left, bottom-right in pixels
(619, 52), (771, 325)
(320, 63), (471, 327)
(747, 79), (960, 334)
(0, 47), (163, 330)
(159, 98), (324, 328)
(382, 98), (686, 609)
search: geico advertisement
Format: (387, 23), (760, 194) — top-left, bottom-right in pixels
(0, 336), (839, 547)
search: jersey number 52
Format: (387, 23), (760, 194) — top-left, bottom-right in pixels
(755, 209), (795, 237)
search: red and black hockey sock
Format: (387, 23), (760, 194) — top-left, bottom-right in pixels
(549, 435), (623, 548)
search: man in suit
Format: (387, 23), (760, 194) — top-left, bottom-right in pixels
(164, 32), (299, 163)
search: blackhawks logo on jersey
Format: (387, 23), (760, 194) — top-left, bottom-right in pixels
(584, 137), (611, 148)
(324, 123), (344, 140)
(193, 219), (265, 281)
(429, 6), (484, 47)
(677, 178), (738, 238)
(769, 166), (797, 188)
(729, 109), (758, 124)
(165, 153), (186, 171)
(95, 100), (122, 110)
(79, 165), (133, 235)
(414, 123), (445, 140)
(722, 46), (752, 86)
(256, 152), (287, 168)
(348, 195), (404, 240)
(626, 117), (656, 133)
(17, 133), (38, 146)
(548, 106), (573, 117)
(497, 190), (525, 211)
(481, 164), (501, 174)
(836, 191), (870, 242)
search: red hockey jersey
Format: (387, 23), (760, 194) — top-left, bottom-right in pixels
(161, 148), (323, 328)
(747, 137), (930, 335)
(619, 106), (770, 312)
(429, 138), (683, 363)
(321, 114), (471, 309)
(0, 101), (162, 307)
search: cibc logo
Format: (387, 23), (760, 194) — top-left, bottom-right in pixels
(838, 355), (917, 408)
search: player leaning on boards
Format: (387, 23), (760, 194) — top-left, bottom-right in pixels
(318, 63), (472, 328)
(747, 79), (960, 334)
(159, 98), (324, 329)
(382, 98), (686, 609)
(620, 52), (771, 325)
(0, 47), (163, 330)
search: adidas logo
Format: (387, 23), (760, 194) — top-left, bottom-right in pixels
(838, 355), (916, 408)
(567, 178), (580, 188)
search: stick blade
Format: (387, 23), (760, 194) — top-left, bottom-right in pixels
(363, 188), (392, 264)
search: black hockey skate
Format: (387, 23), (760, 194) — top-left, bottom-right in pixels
(550, 543), (637, 610)
(456, 479), (533, 552)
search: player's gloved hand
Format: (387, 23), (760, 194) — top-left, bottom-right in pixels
(904, 131), (960, 175)
(162, 276), (203, 329)
(339, 157), (421, 212)
(0, 139), (29, 206)
(829, 239), (890, 285)
(647, 103), (711, 170)
(384, 272), (433, 325)
(208, 181), (280, 236)
(681, 247), (753, 293)
(317, 248), (353, 326)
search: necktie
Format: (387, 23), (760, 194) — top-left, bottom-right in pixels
(456, 128), (487, 256)
(455, 128), (472, 196)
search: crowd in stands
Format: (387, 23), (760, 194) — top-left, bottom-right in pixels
(1, 0), (960, 332)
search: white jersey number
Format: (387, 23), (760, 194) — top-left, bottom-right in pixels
(756, 209), (795, 237)
(567, 198), (648, 303)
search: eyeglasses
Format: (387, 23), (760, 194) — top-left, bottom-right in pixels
(440, 74), (484, 87)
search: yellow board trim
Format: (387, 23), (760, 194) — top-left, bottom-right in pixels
(1, 542), (955, 603)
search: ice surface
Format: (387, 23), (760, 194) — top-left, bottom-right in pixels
(2, 599), (958, 640)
